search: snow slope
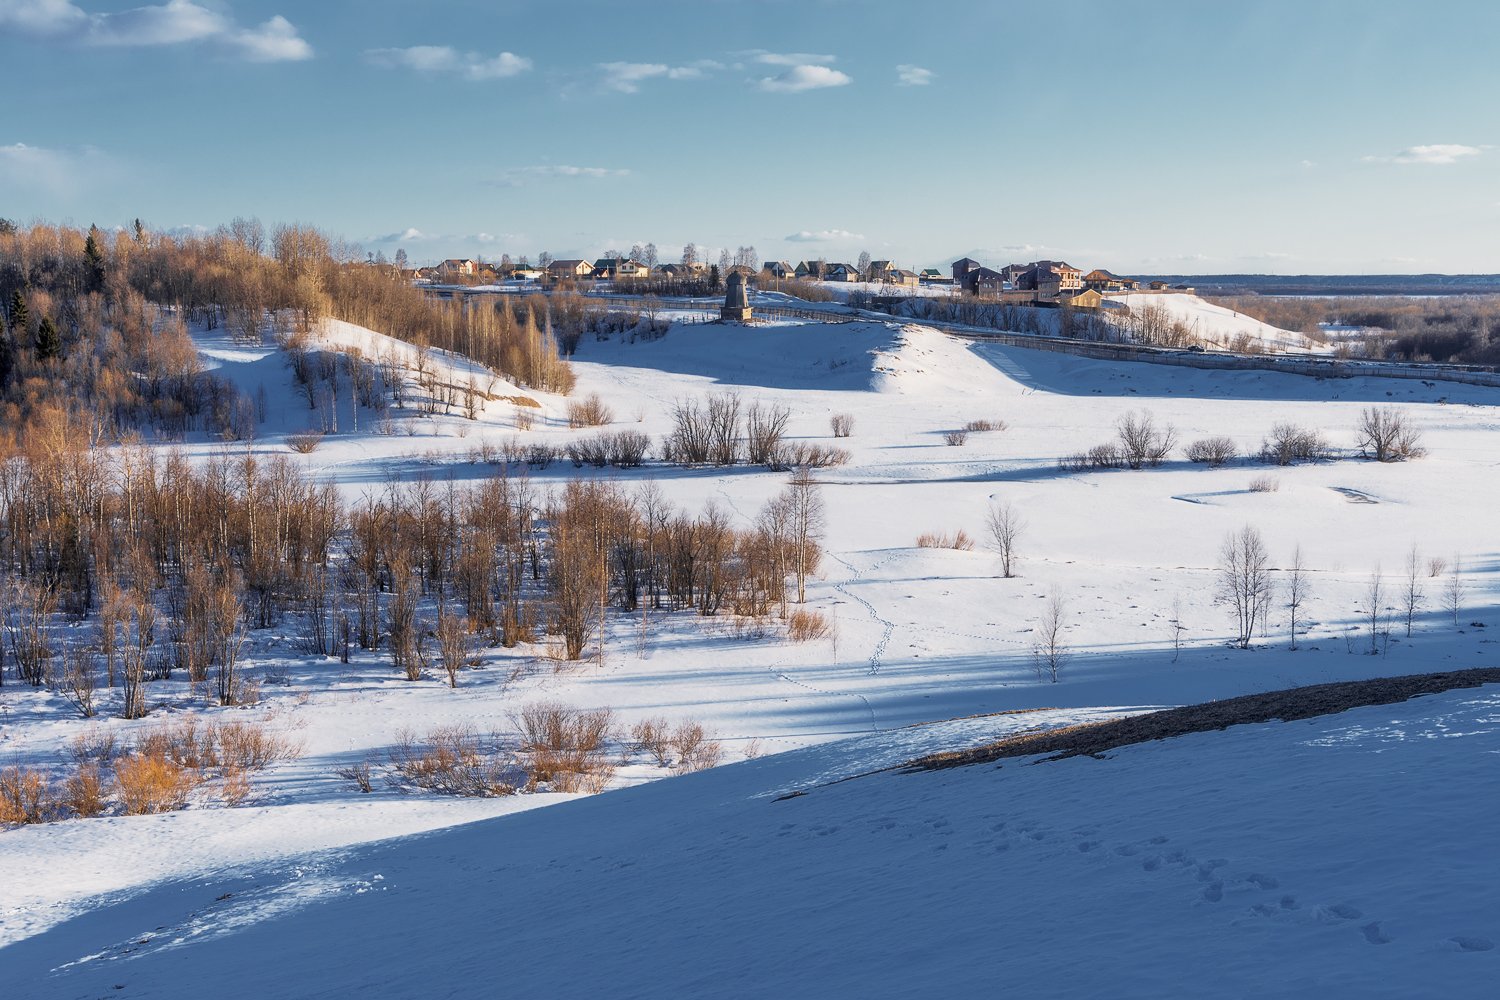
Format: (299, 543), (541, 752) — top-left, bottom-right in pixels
(1110, 291), (1323, 352)
(4, 312), (1498, 971)
(4, 687), (1497, 998)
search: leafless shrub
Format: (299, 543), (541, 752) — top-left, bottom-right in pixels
(62, 762), (111, 818)
(769, 442), (850, 470)
(1248, 474), (1280, 493)
(1116, 410), (1177, 468)
(630, 717), (672, 767)
(669, 722), (723, 775)
(830, 412), (854, 438)
(512, 703), (617, 792)
(385, 726), (521, 797)
(1426, 556), (1447, 578)
(746, 402), (792, 465)
(1185, 435), (1237, 467)
(115, 750), (203, 815)
(1356, 407), (1425, 462)
(335, 759), (374, 793)
(514, 407), (536, 431)
(1259, 423), (1330, 465)
(58, 647), (99, 718)
(787, 608), (833, 642)
(943, 429), (970, 446)
(0, 767), (57, 826)
(286, 431), (325, 454)
(566, 393), (613, 428)
(69, 727), (118, 765)
(916, 529), (975, 551)
(963, 418), (1007, 433)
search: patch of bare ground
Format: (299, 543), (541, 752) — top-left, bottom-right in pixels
(910, 669), (1500, 771)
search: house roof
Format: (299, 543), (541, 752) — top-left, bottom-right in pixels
(439, 258), (476, 268)
(951, 257), (984, 268)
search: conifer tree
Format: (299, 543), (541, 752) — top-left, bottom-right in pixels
(85, 226), (106, 290)
(9, 290), (28, 336)
(36, 316), (62, 362)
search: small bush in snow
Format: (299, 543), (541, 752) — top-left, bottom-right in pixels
(0, 767), (57, 826)
(669, 722), (723, 776)
(1116, 410), (1177, 469)
(916, 529), (975, 551)
(1248, 474), (1280, 493)
(963, 418), (1007, 433)
(830, 412), (854, 438)
(1259, 423), (1330, 465)
(286, 430), (324, 454)
(1356, 407), (1425, 462)
(943, 429), (969, 446)
(566, 393), (613, 428)
(787, 608), (834, 643)
(1186, 435), (1237, 468)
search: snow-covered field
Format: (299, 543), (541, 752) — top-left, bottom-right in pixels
(2, 309), (1496, 994)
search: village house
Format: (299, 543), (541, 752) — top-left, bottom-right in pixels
(436, 258), (478, 280)
(1009, 261), (1084, 302)
(951, 257), (985, 285)
(547, 259), (595, 280)
(866, 260), (897, 282)
(762, 261), (795, 280)
(823, 262), (860, 282)
(794, 260), (826, 280)
(918, 268), (952, 284)
(884, 268), (922, 288)
(1082, 269), (1139, 292)
(1060, 288), (1106, 310)
(656, 261), (707, 279)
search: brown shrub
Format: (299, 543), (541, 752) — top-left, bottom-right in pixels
(830, 412), (854, 438)
(61, 763), (111, 818)
(115, 750), (203, 815)
(0, 767), (57, 826)
(669, 722), (723, 775)
(963, 418), (1007, 433)
(1185, 435), (1237, 467)
(787, 608), (833, 643)
(566, 393), (613, 428)
(1248, 474), (1280, 493)
(630, 717), (672, 767)
(385, 726), (520, 797)
(942, 429), (969, 446)
(286, 431), (324, 454)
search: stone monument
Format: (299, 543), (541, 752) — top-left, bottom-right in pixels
(720, 270), (753, 322)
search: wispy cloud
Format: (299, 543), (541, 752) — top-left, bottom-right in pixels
(0, 1), (312, 61)
(785, 229), (863, 243)
(758, 64), (851, 93)
(896, 64), (933, 86)
(487, 165), (631, 187)
(0, 140), (115, 198)
(365, 45), (530, 80)
(748, 50), (837, 67)
(1363, 143), (1485, 166)
(597, 59), (722, 93)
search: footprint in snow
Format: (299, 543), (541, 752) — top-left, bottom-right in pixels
(1361, 922), (1392, 945)
(1450, 936), (1494, 952)
(1316, 903), (1364, 922)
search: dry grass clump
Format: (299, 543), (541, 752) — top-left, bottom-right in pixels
(286, 431), (325, 454)
(1248, 474), (1280, 493)
(566, 393), (613, 428)
(62, 763), (110, 818)
(385, 726), (521, 797)
(916, 529), (975, 551)
(942, 429), (969, 446)
(963, 418), (1007, 433)
(787, 608), (833, 643)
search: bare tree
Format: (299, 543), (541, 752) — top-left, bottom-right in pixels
(1401, 544), (1423, 637)
(1442, 555), (1463, 627)
(1116, 410), (1177, 469)
(1365, 567), (1385, 655)
(1285, 544), (1311, 650)
(1170, 596), (1186, 662)
(785, 468), (825, 604)
(1218, 525), (1273, 649)
(985, 499), (1023, 578)
(1356, 407), (1424, 462)
(745, 401), (791, 466)
(857, 250), (872, 280)
(1033, 591), (1068, 682)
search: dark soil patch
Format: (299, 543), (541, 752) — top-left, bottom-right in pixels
(910, 668), (1500, 771)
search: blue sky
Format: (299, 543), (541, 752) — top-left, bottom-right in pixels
(2, 0), (1498, 272)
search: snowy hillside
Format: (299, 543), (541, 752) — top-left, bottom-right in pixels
(4, 685), (1497, 998)
(3, 310), (1497, 995)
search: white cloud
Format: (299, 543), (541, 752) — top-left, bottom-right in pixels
(896, 64), (933, 86)
(785, 229), (863, 243)
(365, 45), (531, 81)
(597, 59), (721, 93)
(1363, 143), (1484, 166)
(0, 140), (113, 198)
(758, 64), (851, 93)
(743, 50), (837, 67)
(487, 165), (631, 187)
(0, 1), (311, 60)
(368, 228), (522, 249)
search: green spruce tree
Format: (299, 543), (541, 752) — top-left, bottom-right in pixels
(9, 290), (29, 337)
(35, 316), (61, 362)
(84, 225), (105, 286)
